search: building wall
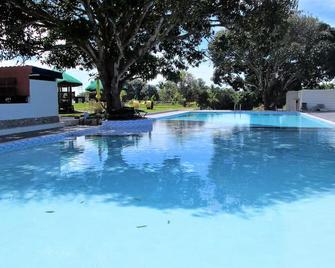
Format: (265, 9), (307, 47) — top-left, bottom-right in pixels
(0, 66), (32, 96)
(300, 89), (335, 111)
(0, 80), (58, 120)
(286, 91), (299, 111)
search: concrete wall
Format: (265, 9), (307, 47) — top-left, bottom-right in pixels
(0, 80), (58, 120)
(300, 89), (335, 111)
(286, 89), (335, 111)
(286, 91), (299, 111)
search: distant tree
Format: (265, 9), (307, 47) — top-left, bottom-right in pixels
(0, 0), (241, 115)
(207, 87), (220, 109)
(126, 79), (146, 100)
(172, 71), (209, 104)
(120, 89), (128, 103)
(197, 91), (210, 109)
(142, 84), (159, 101)
(210, 0), (335, 109)
(319, 82), (335, 89)
(158, 81), (179, 103)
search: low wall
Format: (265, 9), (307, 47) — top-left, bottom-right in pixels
(286, 91), (299, 111)
(0, 116), (59, 130)
(300, 89), (335, 111)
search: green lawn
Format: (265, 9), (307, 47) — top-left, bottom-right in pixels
(61, 102), (196, 117)
(137, 103), (196, 113)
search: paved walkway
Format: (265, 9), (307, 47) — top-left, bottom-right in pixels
(308, 112), (335, 123)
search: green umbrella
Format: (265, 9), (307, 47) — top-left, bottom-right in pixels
(57, 72), (82, 87)
(85, 80), (104, 92)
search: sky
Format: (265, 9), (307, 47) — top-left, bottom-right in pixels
(1, 0), (335, 93)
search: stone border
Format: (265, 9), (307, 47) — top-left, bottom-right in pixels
(0, 122), (62, 136)
(0, 116), (59, 130)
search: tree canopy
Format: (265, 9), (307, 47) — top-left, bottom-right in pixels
(210, 0), (335, 109)
(0, 0), (241, 115)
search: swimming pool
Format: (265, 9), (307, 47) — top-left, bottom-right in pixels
(164, 111), (334, 128)
(0, 112), (335, 268)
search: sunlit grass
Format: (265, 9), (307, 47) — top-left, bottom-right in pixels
(60, 102), (197, 117)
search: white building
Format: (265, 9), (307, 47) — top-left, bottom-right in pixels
(0, 66), (62, 135)
(286, 89), (335, 112)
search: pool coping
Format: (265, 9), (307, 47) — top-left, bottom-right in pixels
(303, 112), (335, 127)
(146, 110), (191, 119)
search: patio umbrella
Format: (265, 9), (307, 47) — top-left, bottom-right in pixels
(57, 72), (82, 113)
(57, 72), (82, 87)
(96, 79), (101, 101)
(85, 80), (103, 92)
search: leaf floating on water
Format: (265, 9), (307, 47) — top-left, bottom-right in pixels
(45, 211), (55, 214)
(136, 225), (147, 228)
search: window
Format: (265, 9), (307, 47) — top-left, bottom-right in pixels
(0, 77), (28, 103)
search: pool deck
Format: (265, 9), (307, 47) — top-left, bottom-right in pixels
(308, 112), (335, 123)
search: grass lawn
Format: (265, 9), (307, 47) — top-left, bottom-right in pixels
(59, 102), (196, 117)
(137, 103), (196, 113)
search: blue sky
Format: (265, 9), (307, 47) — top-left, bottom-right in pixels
(1, 0), (334, 92)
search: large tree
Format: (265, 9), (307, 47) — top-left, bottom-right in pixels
(210, 0), (335, 109)
(0, 0), (240, 115)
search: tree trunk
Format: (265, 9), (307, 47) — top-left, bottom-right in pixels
(100, 70), (122, 115)
(103, 82), (122, 114)
(263, 88), (272, 110)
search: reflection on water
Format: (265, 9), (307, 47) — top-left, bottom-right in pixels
(1, 120), (335, 216)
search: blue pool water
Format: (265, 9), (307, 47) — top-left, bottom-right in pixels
(166, 112), (334, 128)
(1, 113), (335, 268)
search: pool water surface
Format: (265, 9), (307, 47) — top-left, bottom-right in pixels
(165, 111), (334, 128)
(0, 113), (335, 268)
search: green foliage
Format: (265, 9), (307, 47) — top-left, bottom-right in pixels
(318, 83), (335, 89)
(158, 81), (179, 103)
(123, 79), (159, 102)
(210, 0), (335, 109)
(120, 89), (128, 103)
(213, 88), (235, 110)
(0, 0), (229, 113)
(142, 84), (159, 101)
(159, 71), (209, 106)
(196, 86), (260, 110)
(239, 91), (261, 110)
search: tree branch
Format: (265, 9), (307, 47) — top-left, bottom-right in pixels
(119, 16), (165, 77)
(123, 1), (154, 47)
